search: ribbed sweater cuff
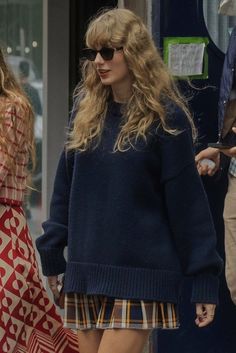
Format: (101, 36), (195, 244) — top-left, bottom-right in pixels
(37, 248), (66, 276)
(191, 274), (219, 304)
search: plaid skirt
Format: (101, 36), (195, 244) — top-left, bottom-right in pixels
(64, 293), (179, 330)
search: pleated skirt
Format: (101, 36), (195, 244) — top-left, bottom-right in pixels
(64, 293), (179, 330)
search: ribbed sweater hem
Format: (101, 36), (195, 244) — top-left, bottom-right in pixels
(64, 262), (183, 303)
(191, 274), (219, 305)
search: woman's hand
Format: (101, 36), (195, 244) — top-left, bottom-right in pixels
(47, 275), (60, 300)
(195, 147), (220, 176)
(195, 303), (216, 327)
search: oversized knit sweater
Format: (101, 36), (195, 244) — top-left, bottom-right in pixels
(36, 101), (223, 304)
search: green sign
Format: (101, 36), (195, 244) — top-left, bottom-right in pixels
(163, 37), (209, 80)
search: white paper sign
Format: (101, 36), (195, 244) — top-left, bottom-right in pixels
(168, 43), (205, 76)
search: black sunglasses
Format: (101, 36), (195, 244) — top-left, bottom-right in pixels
(81, 47), (123, 61)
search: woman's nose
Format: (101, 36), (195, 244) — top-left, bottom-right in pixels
(94, 52), (104, 64)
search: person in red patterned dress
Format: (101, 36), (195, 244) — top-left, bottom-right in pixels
(0, 47), (79, 353)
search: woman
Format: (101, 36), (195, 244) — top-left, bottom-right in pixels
(36, 8), (223, 353)
(0, 48), (79, 353)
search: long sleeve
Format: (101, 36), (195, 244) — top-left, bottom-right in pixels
(0, 103), (26, 187)
(159, 109), (223, 304)
(36, 149), (74, 276)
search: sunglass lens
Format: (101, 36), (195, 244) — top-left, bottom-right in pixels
(82, 49), (96, 61)
(100, 47), (114, 60)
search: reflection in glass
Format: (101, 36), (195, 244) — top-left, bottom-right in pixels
(0, 0), (43, 239)
(203, 0), (236, 53)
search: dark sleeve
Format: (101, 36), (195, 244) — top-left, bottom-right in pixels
(36, 102), (78, 276)
(159, 109), (223, 304)
(36, 149), (73, 276)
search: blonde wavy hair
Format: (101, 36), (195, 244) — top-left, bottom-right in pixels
(68, 8), (196, 152)
(0, 48), (35, 172)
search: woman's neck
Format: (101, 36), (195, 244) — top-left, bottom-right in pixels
(112, 82), (132, 104)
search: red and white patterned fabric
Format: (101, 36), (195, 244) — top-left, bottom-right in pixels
(0, 204), (79, 353)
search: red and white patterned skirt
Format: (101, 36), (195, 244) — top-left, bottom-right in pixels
(0, 204), (79, 353)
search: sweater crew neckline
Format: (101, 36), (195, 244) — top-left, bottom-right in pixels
(108, 100), (125, 117)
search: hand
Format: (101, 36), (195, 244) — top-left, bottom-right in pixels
(221, 127), (236, 157)
(47, 275), (60, 300)
(195, 303), (216, 327)
(195, 147), (220, 176)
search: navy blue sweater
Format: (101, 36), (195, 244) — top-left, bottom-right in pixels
(36, 101), (222, 304)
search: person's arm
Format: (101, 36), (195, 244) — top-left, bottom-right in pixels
(36, 99), (78, 301)
(221, 127), (236, 157)
(36, 148), (73, 277)
(0, 103), (26, 187)
(195, 127), (236, 173)
(159, 109), (223, 313)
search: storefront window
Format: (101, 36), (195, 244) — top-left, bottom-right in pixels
(203, 0), (236, 53)
(0, 0), (43, 241)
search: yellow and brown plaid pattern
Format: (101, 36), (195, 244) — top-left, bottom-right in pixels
(64, 294), (179, 330)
